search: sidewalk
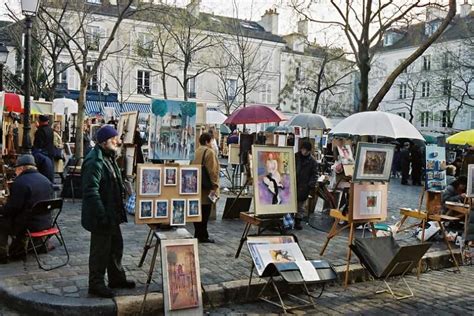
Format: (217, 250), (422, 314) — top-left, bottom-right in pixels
(0, 179), (460, 315)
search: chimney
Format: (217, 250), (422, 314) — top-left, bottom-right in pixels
(297, 19), (308, 37)
(258, 8), (279, 34)
(426, 5), (447, 21)
(460, 0), (472, 18)
(186, 0), (201, 18)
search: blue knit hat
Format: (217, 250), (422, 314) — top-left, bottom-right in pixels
(96, 125), (118, 144)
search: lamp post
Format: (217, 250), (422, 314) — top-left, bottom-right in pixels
(103, 83), (110, 120)
(0, 43), (9, 92)
(21, 0), (41, 154)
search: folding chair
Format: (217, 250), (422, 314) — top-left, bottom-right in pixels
(26, 199), (69, 271)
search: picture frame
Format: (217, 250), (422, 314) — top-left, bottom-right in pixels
(337, 144), (354, 165)
(425, 145), (447, 191)
(155, 200), (169, 218)
(139, 200), (154, 219)
(164, 167), (178, 186)
(117, 111), (139, 145)
(161, 239), (202, 313)
(180, 167), (200, 195)
(171, 199), (186, 226)
(352, 182), (388, 220)
(353, 143), (395, 182)
(228, 144), (240, 165)
(139, 166), (162, 196)
(251, 145), (297, 216)
(124, 146), (136, 177)
(187, 199), (201, 217)
(467, 164), (474, 198)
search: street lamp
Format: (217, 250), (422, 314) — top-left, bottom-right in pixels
(0, 43), (9, 91)
(21, 0), (41, 154)
(103, 83), (110, 119)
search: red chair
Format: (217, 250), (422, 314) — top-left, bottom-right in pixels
(26, 199), (69, 271)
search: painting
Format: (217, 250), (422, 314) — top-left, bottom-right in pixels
(352, 183), (388, 220)
(467, 165), (474, 198)
(139, 167), (161, 196)
(180, 168), (199, 195)
(155, 200), (169, 218)
(425, 145), (447, 191)
(117, 111), (139, 145)
(252, 145), (297, 215)
(124, 147), (136, 177)
(353, 143), (394, 182)
(337, 144), (354, 164)
(187, 199), (200, 217)
(139, 200), (153, 219)
(251, 242), (305, 276)
(161, 239), (202, 313)
(164, 167), (178, 186)
(171, 199), (186, 226)
(149, 99), (196, 161)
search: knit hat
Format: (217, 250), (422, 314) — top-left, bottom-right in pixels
(38, 115), (49, 123)
(15, 154), (36, 167)
(96, 125), (118, 144)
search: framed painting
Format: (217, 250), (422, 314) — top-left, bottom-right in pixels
(251, 145), (297, 216)
(124, 146), (136, 177)
(187, 199), (201, 217)
(164, 167), (178, 186)
(117, 111), (139, 145)
(155, 200), (169, 219)
(425, 145), (447, 191)
(161, 239), (202, 314)
(139, 200), (153, 219)
(353, 143), (395, 182)
(337, 144), (354, 165)
(180, 167), (199, 195)
(171, 199), (186, 226)
(467, 164), (474, 198)
(352, 182), (388, 220)
(139, 166), (162, 196)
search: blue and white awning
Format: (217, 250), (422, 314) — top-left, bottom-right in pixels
(85, 101), (151, 116)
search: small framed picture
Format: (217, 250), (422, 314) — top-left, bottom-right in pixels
(352, 182), (388, 220)
(155, 200), (169, 218)
(180, 167), (199, 195)
(353, 143), (395, 182)
(187, 199), (201, 217)
(164, 167), (177, 186)
(139, 166), (162, 196)
(467, 164), (474, 198)
(139, 200), (153, 219)
(171, 199), (186, 226)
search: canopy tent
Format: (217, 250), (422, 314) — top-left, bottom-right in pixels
(447, 130), (474, 146)
(206, 109), (227, 125)
(220, 124), (231, 135)
(223, 104), (287, 125)
(286, 113), (332, 130)
(53, 98), (78, 114)
(85, 101), (151, 117)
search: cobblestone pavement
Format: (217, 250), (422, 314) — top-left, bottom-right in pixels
(0, 303), (19, 316)
(207, 265), (474, 315)
(0, 174), (453, 301)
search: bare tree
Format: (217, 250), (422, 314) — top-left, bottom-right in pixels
(290, 0), (457, 112)
(104, 55), (135, 105)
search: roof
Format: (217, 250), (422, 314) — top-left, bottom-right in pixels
(373, 12), (474, 53)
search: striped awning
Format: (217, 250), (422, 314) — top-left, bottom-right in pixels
(85, 101), (151, 116)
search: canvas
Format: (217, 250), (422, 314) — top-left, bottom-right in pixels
(139, 167), (161, 196)
(467, 164), (474, 198)
(352, 182), (388, 220)
(155, 200), (169, 218)
(139, 200), (153, 219)
(161, 239), (202, 313)
(337, 144), (354, 164)
(354, 143), (394, 182)
(149, 99), (197, 161)
(164, 167), (178, 186)
(252, 145), (297, 215)
(252, 242), (305, 276)
(425, 145), (447, 191)
(171, 199), (186, 226)
(187, 199), (200, 217)
(180, 168), (199, 195)
(124, 147), (136, 177)
(117, 111), (139, 145)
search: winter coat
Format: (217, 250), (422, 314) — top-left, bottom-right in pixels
(192, 145), (220, 205)
(295, 152), (318, 202)
(33, 124), (55, 158)
(33, 149), (54, 183)
(81, 146), (127, 233)
(0, 169), (53, 235)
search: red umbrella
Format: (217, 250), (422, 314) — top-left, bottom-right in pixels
(4, 93), (23, 113)
(223, 104), (287, 124)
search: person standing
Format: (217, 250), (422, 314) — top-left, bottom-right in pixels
(400, 142), (411, 185)
(52, 122), (65, 181)
(82, 126), (135, 298)
(410, 143), (423, 186)
(227, 129), (239, 145)
(33, 115), (55, 159)
(295, 141), (318, 230)
(192, 133), (220, 243)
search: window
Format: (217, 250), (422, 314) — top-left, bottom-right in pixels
(420, 111), (430, 127)
(399, 83), (407, 99)
(87, 65), (98, 91)
(383, 34), (393, 46)
(295, 67), (301, 81)
(443, 79), (452, 95)
(56, 62), (68, 90)
(440, 110), (450, 128)
(86, 26), (100, 51)
(442, 52), (451, 69)
(422, 81), (430, 97)
(187, 76), (196, 98)
(262, 83), (272, 104)
(137, 70), (150, 94)
(225, 79), (237, 100)
(86, 0), (101, 4)
(136, 32), (153, 58)
(422, 55), (431, 71)
(425, 21), (441, 36)
(397, 112), (406, 118)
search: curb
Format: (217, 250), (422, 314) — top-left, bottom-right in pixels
(3, 248), (461, 315)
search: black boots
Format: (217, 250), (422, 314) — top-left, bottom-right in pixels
(88, 286), (114, 298)
(108, 280), (136, 289)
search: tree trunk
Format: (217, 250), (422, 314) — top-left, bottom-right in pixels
(75, 80), (87, 160)
(312, 92), (321, 114)
(161, 74), (167, 99)
(358, 65), (369, 112)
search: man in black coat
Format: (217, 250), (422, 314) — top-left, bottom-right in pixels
(400, 142), (411, 185)
(410, 143), (424, 186)
(33, 115), (55, 159)
(0, 155), (53, 263)
(295, 141), (318, 230)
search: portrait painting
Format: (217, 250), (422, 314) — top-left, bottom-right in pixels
(252, 145), (297, 216)
(353, 143), (394, 182)
(161, 239), (202, 313)
(139, 200), (153, 219)
(180, 168), (199, 195)
(117, 111), (139, 145)
(187, 199), (200, 217)
(149, 99), (197, 161)
(139, 167), (161, 196)
(164, 167), (178, 186)
(352, 183), (388, 220)
(171, 199), (186, 226)
(337, 144), (354, 164)
(467, 164), (474, 198)
(155, 200), (168, 218)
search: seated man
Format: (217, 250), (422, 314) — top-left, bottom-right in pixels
(442, 176), (467, 211)
(0, 155), (53, 263)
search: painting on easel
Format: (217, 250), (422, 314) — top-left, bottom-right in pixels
(354, 143), (394, 182)
(352, 182), (388, 220)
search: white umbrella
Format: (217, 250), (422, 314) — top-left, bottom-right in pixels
(53, 97), (78, 115)
(206, 109), (227, 125)
(287, 113), (332, 129)
(330, 112), (424, 141)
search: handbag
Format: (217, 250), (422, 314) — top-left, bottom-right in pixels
(201, 149), (213, 190)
